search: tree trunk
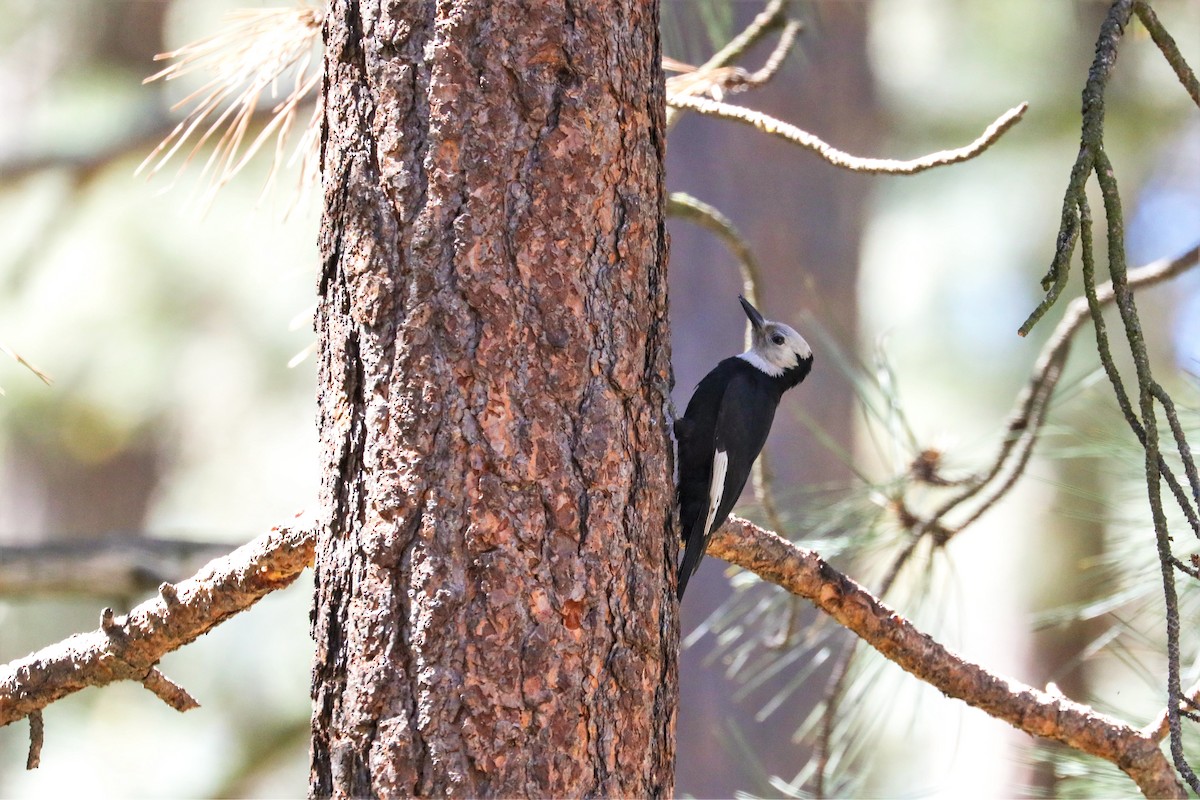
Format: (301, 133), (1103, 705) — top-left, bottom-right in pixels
(309, 1), (676, 797)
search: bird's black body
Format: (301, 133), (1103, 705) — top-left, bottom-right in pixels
(675, 297), (813, 599)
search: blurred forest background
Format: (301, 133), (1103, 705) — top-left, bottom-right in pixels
(1, 0), (1197, 797)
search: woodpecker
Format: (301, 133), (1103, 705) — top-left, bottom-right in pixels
(675, 296), (813, 599)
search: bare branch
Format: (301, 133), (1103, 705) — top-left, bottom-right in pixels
(700, 0), (790, 73)
(740, 20), (802, 92)
(0, 115), (177, 186)
(0, 516), (315, 734)
(708, 516), (1186, 799)
(0, 535), (235, 597)
(666, 0), (799, 129)
(667, 95), (1028, 175)
(665, 20), (802, 108)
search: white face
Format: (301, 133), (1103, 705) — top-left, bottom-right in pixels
(751, 321), (812, 373)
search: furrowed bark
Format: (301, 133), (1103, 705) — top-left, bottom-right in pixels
(310, 1), (676, 796)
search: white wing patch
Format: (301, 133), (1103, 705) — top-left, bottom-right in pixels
(704, 448), (729, 537)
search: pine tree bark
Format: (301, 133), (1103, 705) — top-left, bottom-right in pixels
(310, 1), (676, 797)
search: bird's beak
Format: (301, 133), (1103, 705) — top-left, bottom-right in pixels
(738, 295), (766, 331)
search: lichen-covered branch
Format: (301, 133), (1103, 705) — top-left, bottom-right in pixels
(708, 516), (1186, 799)
(0, 517), (315, 736)
(1015, 0), (1200, 786)
(1133, 1), (1200, 109)
(667, 94), (1027, 175)
(1019, 0), (1133, 336)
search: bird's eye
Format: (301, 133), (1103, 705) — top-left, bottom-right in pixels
(771, 335), (785, 346)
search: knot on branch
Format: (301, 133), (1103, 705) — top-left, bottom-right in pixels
(99, 607), (123, 636)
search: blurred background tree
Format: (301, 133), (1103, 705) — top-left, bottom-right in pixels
(0, 0), (1197, 797)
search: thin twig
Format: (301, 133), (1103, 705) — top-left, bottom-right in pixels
(665, 0), (794, 128)
(701, 0), (790, 73)
(666, 7), (802, 131)
(666, 192), (765, 314)
(25, 710), (42, 770)
(914, 242), (1200, 542)
(1133, 1), (1200, 109)
(665, 19), (801, 107)
(1151, 383), (1200, 527)
(668, 95), (1028, 175)
(1171, 555), (1200, 581)
(740, 20), (802, 91)
(1144, 678), (1200, 742)
(140, 667), (201, 712)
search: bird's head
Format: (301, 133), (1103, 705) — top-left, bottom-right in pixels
(739, 295), (813, 378)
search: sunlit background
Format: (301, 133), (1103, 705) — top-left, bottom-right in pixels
(1, 0), (1198, 797)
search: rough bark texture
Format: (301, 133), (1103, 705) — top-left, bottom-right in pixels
(309, 1), (676, 797)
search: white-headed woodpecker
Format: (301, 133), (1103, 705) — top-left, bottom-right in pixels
(675, 296), (813, 599)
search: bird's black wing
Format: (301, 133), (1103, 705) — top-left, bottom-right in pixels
(677, 368), (776, 598)
(710, 370), (775, 531)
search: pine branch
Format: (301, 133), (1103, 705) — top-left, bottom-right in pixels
(708, 516), (1186, 799)
(138, 8), (323, 206)
(0, 516), (315, 766)
(5, 504), (1191, 797)
(913, 242), (1200, 541)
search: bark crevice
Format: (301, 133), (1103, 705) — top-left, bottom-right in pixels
(311, 1), (675, 796)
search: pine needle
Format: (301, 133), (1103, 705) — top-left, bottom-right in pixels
(0, 341), (53, 387)
(138, 7), (324, 208)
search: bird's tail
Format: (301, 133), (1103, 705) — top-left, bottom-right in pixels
(676, 516), (710, 600)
